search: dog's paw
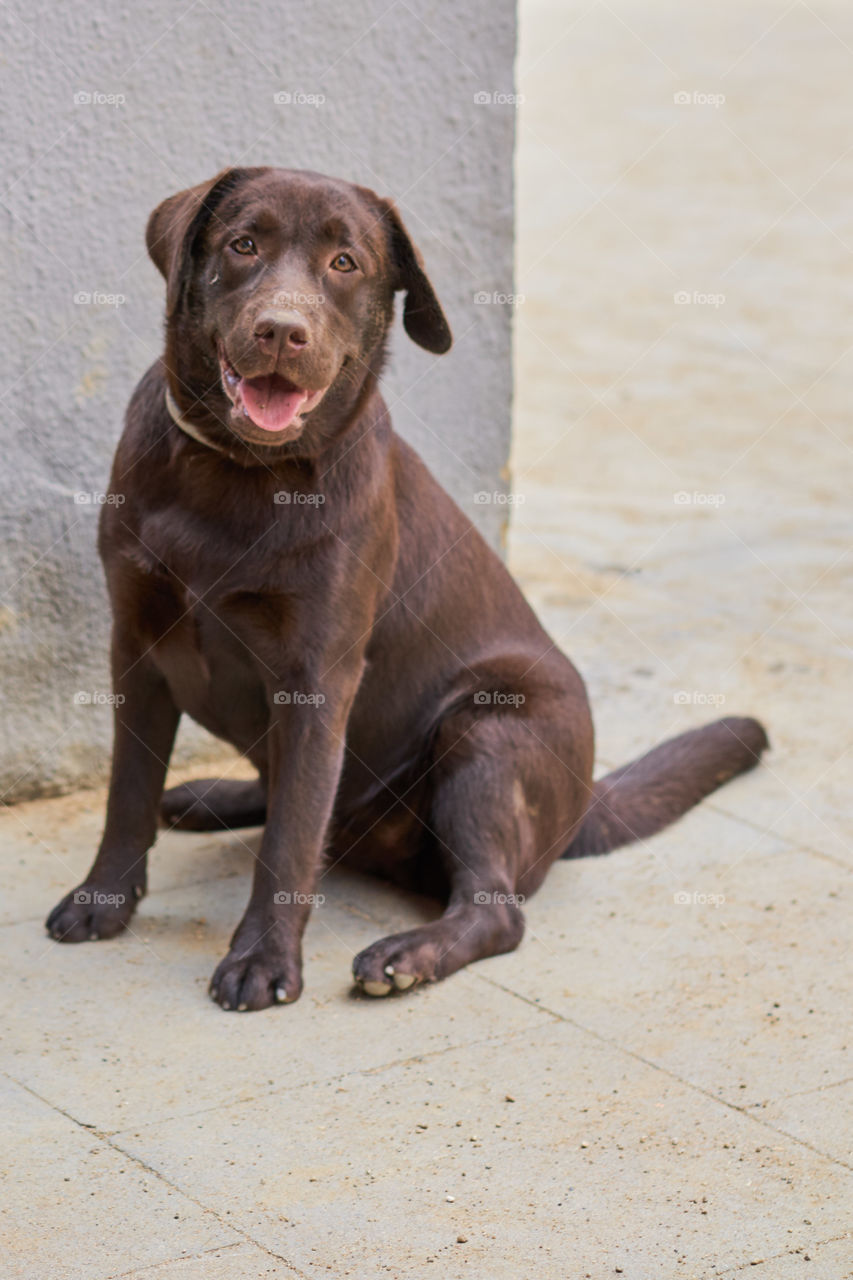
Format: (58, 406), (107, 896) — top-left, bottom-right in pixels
(209, 945), (302, 1012)
(46, 882), (141, 943)
(352, 930), (437, 997)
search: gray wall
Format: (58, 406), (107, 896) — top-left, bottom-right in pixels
(0, 0), (517, 800)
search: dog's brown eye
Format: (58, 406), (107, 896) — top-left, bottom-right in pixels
(331, 252), (356, 272)
(230, 236), (257, 256)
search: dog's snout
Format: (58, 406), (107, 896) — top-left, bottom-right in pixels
(253, 309), (309, 354)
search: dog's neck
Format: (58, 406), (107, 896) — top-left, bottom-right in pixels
(164, 387), (229, 454)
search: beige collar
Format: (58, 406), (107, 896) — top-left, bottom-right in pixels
(164, 387), (228, 454)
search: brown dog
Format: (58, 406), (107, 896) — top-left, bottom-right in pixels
(46, 167), (768, 1010)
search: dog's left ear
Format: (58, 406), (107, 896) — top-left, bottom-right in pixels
(383, 203), (452, 354)
(146, 167), (256, 318)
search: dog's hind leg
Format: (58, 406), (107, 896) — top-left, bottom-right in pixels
(351, 696), (587, 996)
(160, 776), (266, 831)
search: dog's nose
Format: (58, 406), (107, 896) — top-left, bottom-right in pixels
(253, 309), (309, 354)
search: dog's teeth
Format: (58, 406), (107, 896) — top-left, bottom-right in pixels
(362, 980), (392, 997)
(392, 972), (416, 990)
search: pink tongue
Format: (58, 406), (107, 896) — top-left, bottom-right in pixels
(240, 374), (308, 432)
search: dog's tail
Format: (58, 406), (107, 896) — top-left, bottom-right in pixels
(563, 716), (769, 858)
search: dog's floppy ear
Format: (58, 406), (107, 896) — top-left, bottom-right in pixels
(383, 203), (452, 355)
(146, 168), (254, 317)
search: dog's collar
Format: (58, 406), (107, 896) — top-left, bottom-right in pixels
(164, 387), (228, 454)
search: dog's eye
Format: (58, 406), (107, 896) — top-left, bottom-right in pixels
(230, 236), (257, 256)
(330, 252), (356, 273)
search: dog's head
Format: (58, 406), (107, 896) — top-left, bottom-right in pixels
(146, 167), (452, 453)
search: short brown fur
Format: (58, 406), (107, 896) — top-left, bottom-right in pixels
(47, 168), (768, 1009)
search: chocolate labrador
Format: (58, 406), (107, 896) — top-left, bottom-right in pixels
(46, 167), (768, 1010)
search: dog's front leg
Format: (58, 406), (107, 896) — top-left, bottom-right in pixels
(208, 661), (362, 1012)
(46, 638), (181, 942)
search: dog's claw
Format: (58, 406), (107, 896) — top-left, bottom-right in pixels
(384, 963), (417, 990)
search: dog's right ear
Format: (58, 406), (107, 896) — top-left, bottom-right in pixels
(146, 168), (254, 317)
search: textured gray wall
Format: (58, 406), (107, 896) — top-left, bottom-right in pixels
(0, 1), (517, 800)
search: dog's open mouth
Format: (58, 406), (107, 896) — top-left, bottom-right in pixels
(218, 343), (328, 436)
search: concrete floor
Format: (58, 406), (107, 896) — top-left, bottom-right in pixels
(3, 2), (852, 1277)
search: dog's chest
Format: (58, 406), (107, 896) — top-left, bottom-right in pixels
(126, 503), (281, 599)
(116, 524), (273, 729)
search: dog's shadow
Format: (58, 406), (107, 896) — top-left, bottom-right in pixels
(149, 827), (442, 966)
